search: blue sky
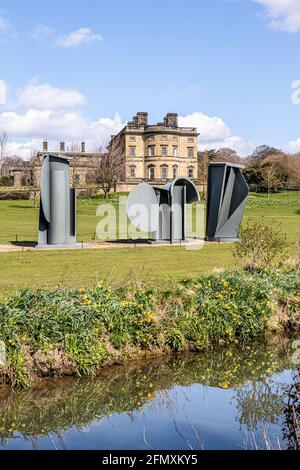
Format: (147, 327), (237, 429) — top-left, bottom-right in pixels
(0, 0), (300, 157)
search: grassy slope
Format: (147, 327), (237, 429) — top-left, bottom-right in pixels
(0, 191), (299, 298)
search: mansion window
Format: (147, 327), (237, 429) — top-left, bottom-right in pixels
(173, 147), (178, 157)
(148, 146), (155, 157)
(188, 137), (194, 143)
(161, 146), (168, 156)
(187, 147), (194, 158)
(74, 174), (80, 185)
(129, 146), (136, 157)
(129, 136), (136, 142)
(173, 136), (178, 142)
(149, 166), (155, 180)
(161, 166), (168, 180)
(130, 166), (136, 178)
(188, 167), (194, 178)
(173, 166), (178, 179)
(148, 135), (155, 141)
(161, 135), (168, 141)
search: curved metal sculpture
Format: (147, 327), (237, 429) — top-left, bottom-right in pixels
(127, 176), (199, 243)
(38, 154), (76, 247)
(206, 162), (248, 242)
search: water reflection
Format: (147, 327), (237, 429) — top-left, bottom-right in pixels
(0, 336), (298, 450)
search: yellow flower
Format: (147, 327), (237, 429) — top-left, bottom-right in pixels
(219, 382), (229, 389)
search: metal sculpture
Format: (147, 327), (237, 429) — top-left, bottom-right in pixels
(206, 162), (248, 242)
(37, 154), (76, 247)
(127, 177), (199, 243)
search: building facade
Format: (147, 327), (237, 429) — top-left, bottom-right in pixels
(2, 112), (201, 192)
(110, 112), (199, 192)
(33, 141), (99, 187)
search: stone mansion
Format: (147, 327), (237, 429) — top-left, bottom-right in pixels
(1, 112), (200, 191)
(110, 112), (199, 191)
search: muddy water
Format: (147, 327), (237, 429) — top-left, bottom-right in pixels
(0, 336), (298, 450)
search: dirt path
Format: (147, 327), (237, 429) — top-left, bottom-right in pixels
(0, 239), (206, 252)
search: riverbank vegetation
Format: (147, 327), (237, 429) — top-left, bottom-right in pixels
(0, 262), (299, 387)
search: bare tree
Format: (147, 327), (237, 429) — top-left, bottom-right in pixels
(65, 143), (82, 187)
(90, 138), (125, 198)
(29, 148), (39, 208)
(262, 162), (288, 197)
(0, 130), (8, 162)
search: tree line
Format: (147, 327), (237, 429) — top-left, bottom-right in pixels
(198, 145), (300, 193)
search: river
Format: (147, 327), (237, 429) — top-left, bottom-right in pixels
(0, 335), (299, 450)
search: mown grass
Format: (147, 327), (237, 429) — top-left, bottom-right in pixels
(0, 191), (299, 299)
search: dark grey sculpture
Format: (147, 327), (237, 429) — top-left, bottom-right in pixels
(37, 154), (76, 247)
(206, 162), (248, 242)
(127, 177), (199, 243)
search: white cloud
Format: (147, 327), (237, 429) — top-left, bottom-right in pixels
(6, 139), (41, 158)
(179, 111), (255, 156)
(0, 12), (10, 33)
(179, 112), (231, 142)
(55, 27), (102, 48)
(204, 135), (256, 156)
(0, 109), (122, 141)
(252, 0), (300, 32)
(18, 82), (86, 110)
(0, 107), (124, 158)
(287, 136), (300, 152)
(30, 24), (56, 39)
(0, 80), (124, 158)
(0, 80), (6, 105)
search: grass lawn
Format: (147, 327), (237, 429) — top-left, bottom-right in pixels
(0, 191), (299, 298)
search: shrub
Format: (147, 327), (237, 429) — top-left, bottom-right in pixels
(0, 190), (31, 200)
(193, 271), (274, 345)
(0, 176), (13, 187)
(232, 220), (287, 271)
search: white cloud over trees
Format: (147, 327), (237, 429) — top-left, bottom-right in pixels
(179, 112), (255, 156)
(0, 81), (123, 158)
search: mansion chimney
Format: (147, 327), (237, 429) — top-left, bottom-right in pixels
(60, 141), (65, 152)
(136, 112), (148, 126)
(43, 139), (48, 152)
(164, 113), (178, 128)
(81, 142), (85, 153)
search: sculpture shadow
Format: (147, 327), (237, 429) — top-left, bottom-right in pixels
(107, 239), (152, 245)
(10, 241), (37, 248)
